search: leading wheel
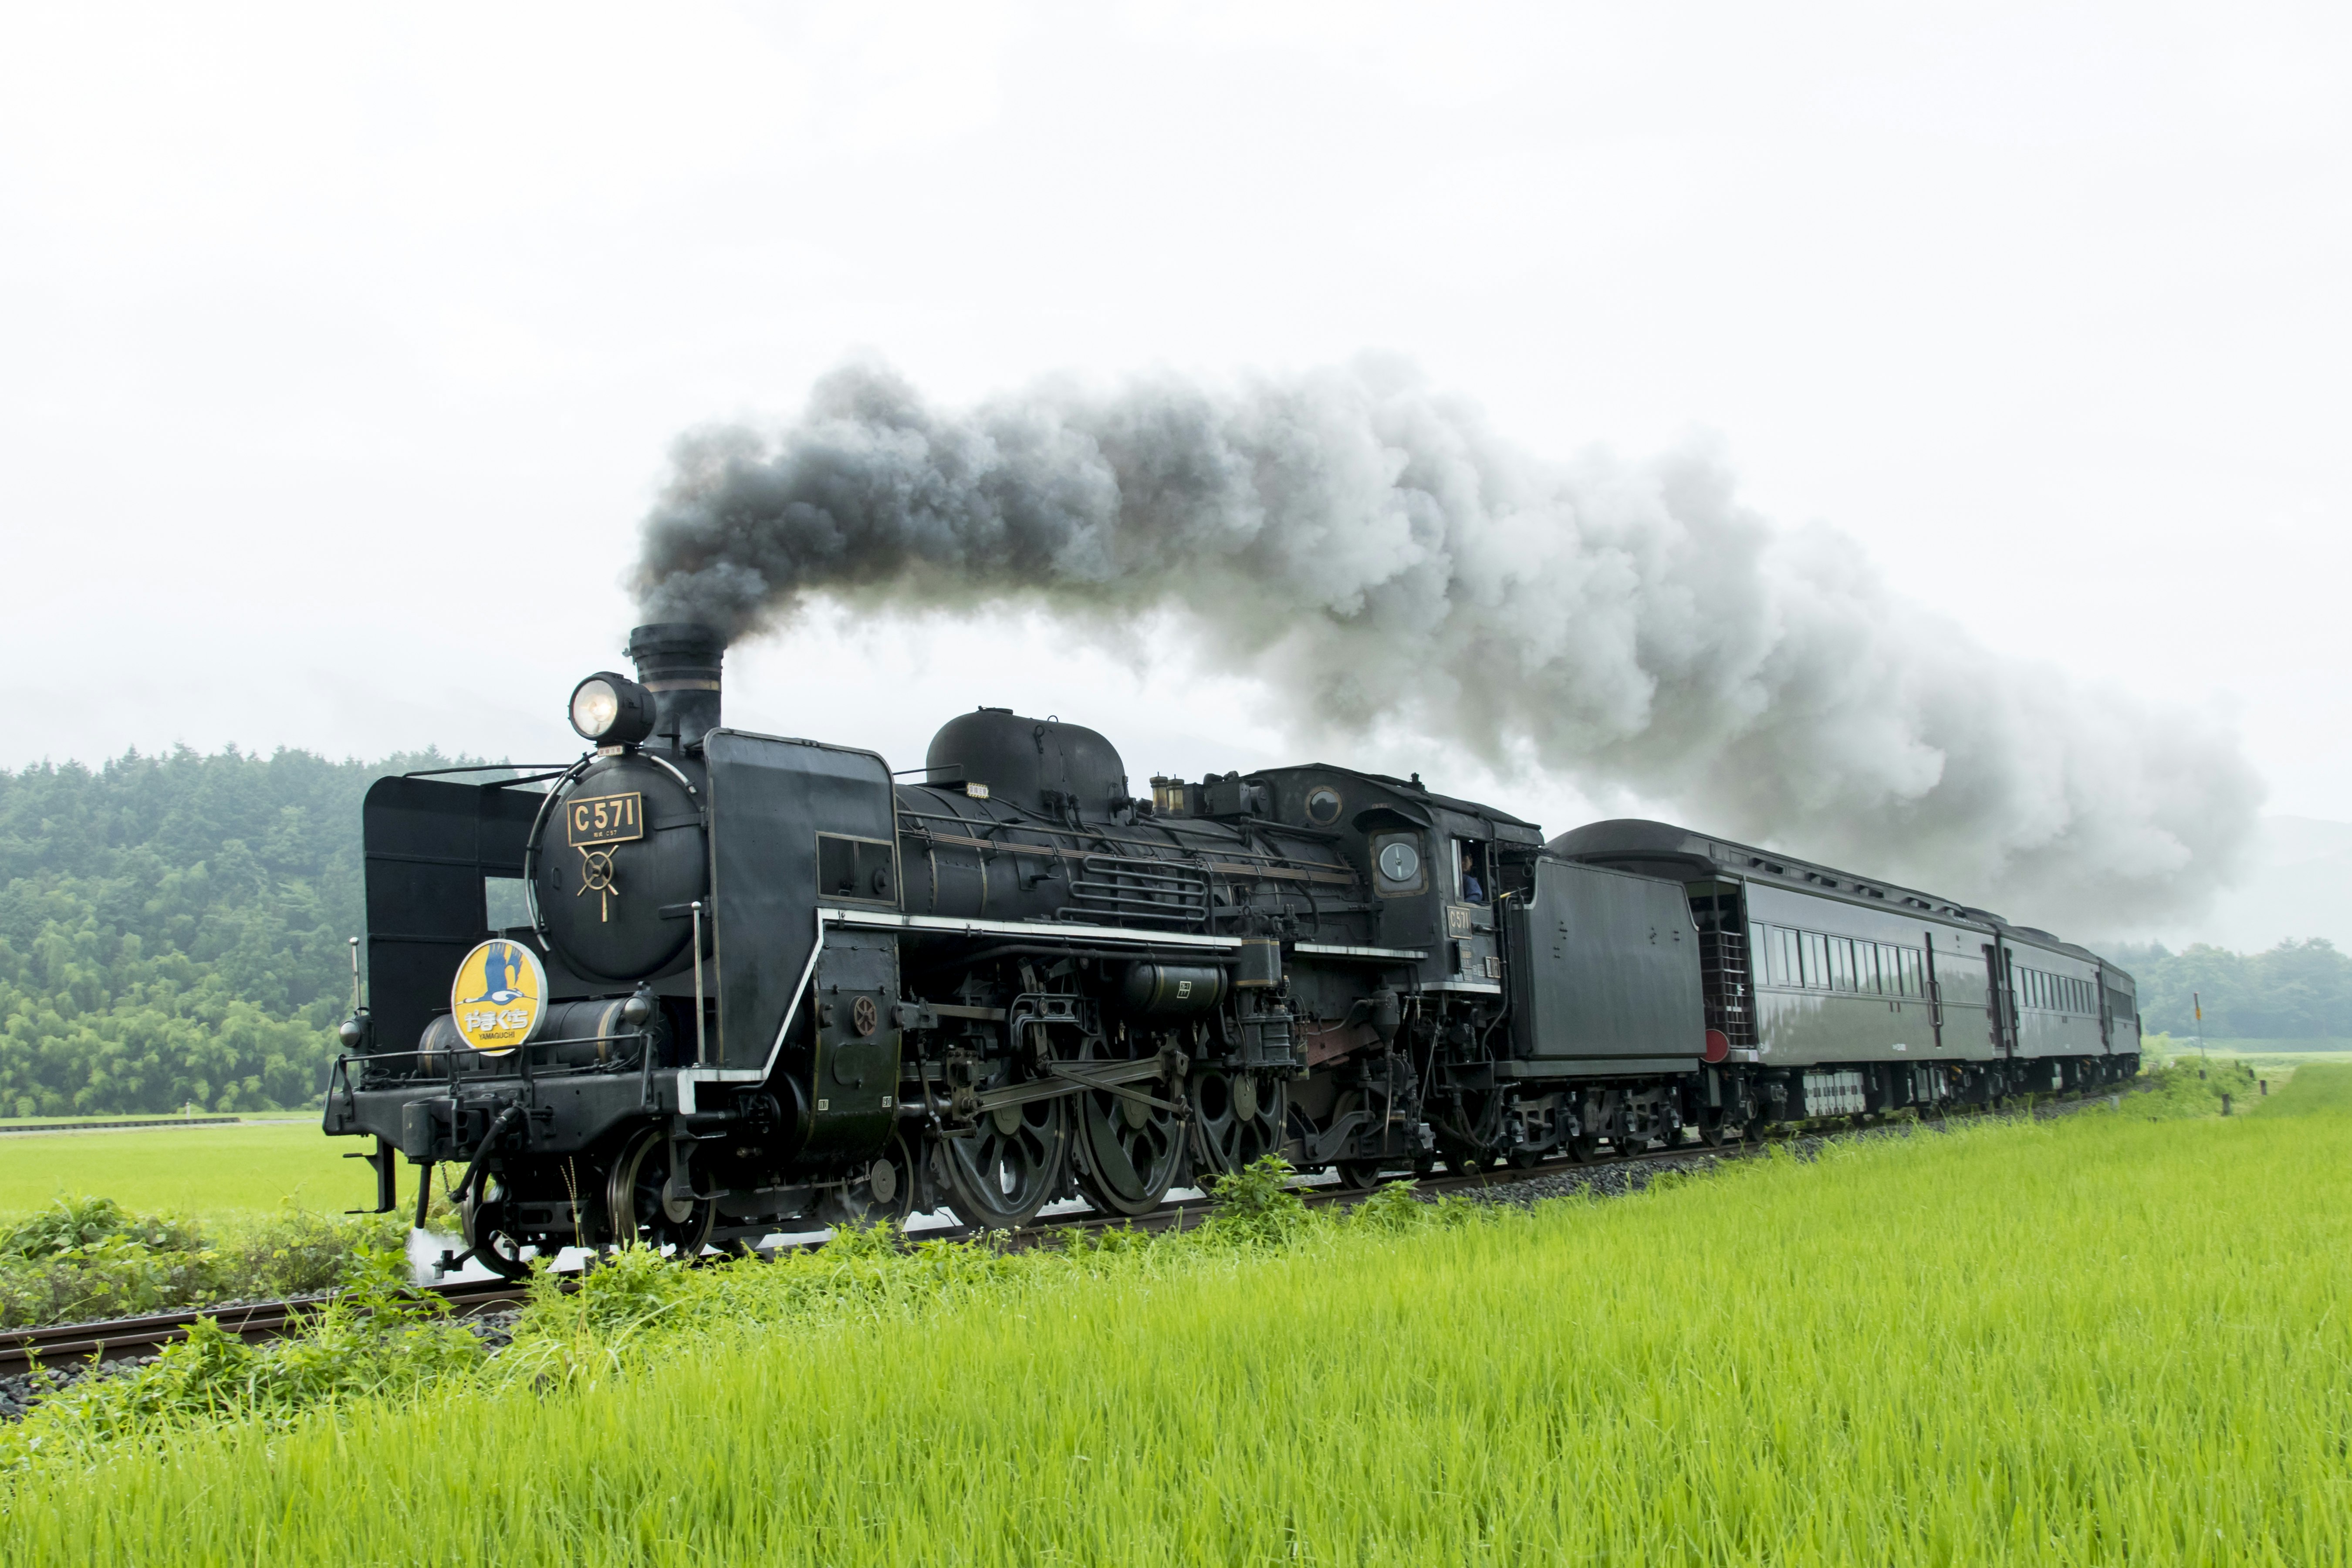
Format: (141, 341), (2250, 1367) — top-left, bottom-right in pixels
(936, 1096), (1070, 1229)
(605, 1127), (717, 1257)
(461, 1177), (535, 1279)
(818, 1128), (920, 1228)
(1070, 1036), (1187, 1217)
(1189, 1068), (1288, 1176)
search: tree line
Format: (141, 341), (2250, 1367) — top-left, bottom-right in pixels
(2110, 937), (2352, 1041)
(0, 745), (478, 1116)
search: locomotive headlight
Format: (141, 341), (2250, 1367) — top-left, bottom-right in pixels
(568, 672), (657, 746)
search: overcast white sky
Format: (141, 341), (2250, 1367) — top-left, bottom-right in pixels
(2, 2), (2345, 946)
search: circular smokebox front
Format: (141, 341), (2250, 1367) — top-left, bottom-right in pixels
(536, 754), (708, 983)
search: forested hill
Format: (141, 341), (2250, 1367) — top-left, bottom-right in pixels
(0, 747), (482, 1117)
(2111, 938), (2352, 1041)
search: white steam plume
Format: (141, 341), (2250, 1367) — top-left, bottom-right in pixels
(632, 358), (2259, 929)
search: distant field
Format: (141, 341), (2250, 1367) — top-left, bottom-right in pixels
(2254, 1061), (2352, 1115)
(2143, 1036), (2352, 1074)
(0, 1120), (366, 1220)
(0, 1113), (312, 1129)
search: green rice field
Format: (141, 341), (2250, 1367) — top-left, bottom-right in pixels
(0, 1119), (364, 1220)
(2142, 1034), (2352, 1073)
(3, 1078), (2346, 1566)
(2252, 1059), (2352, 1115)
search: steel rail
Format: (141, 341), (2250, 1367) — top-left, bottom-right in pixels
(0, 1274), (541, 1375)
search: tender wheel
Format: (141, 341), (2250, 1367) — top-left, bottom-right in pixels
(1336, 1159), (1386, 1190)
(605, 1127), (717, 1257)
(1070, 1036), (1187, 1217)
(936, 1097), (1070, 1229)
(1696, 1105), (1735, 1147)
(1189, 1067), (1287, 1176)
(461, 1177), (535, 1279)
(819, 1128), (920, 1228)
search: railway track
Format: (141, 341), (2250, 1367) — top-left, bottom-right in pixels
(0, 1274), (539, 1375)
(0, 1136), (1754, 1375)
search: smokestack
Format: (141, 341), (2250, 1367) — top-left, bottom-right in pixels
(625, 622), (724, 750)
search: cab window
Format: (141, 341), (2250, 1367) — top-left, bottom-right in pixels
(1455, 840), (1491, 904)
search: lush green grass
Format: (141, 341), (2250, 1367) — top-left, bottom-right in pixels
(2120, 1057), (2266, 1119)
(2251, 1060), (2352, 1116)
(3, 1108), (2345, 1565)
(0, 1119), (365, 1220)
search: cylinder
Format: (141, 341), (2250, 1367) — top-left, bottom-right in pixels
(1120, 963), (1228, 1014)
(626, 622), (725, 750)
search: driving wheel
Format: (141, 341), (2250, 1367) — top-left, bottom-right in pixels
(1070, 1036), (1187, 1217)
(1189, 1067), (1287, 1176)
(936, 1093), (1070, 1229)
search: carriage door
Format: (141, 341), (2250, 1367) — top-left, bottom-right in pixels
(1922, 932), (1944, 1051)
(1984, 943), (2018, 1057)
(1686, 879), (1754, 1057)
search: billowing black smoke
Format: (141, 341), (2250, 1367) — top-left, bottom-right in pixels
(632, 357), (2261, 928)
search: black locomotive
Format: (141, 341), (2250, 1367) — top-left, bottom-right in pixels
(323, 624), (2141, 1273)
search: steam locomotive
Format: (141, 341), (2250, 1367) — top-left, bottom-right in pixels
(323, 624), (2140, 1274)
